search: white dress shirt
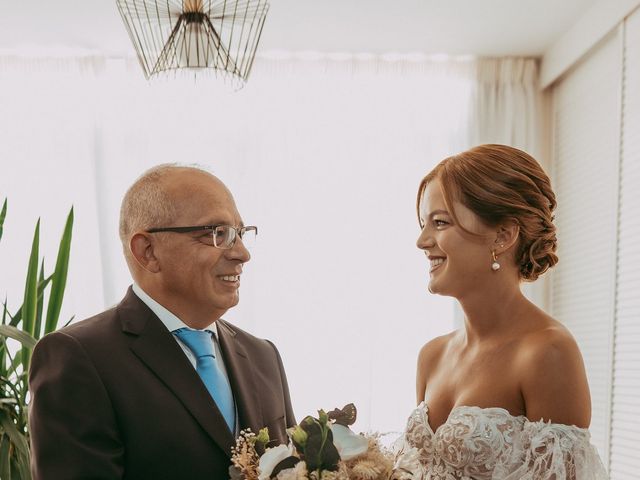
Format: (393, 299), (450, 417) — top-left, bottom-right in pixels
(131, 283), (235, 401)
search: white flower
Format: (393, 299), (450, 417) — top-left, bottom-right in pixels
(258, 443), (296, 480)
(276, 461), (308, 480)
(330, 424), (369, 461)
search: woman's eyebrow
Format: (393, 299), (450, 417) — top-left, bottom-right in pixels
(428, 209), (449, 217)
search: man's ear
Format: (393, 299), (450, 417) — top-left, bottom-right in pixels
(130, 233), (161, 273)
(494, 221), (520, 254)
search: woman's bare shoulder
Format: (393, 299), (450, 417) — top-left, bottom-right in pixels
(516, 319), (591, 428)
(416, 330), (458, 402)
(417, 330), (458, 373)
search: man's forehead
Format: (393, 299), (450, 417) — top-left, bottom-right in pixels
(164, 171), (241, 222)
(182, 196), (242, 222)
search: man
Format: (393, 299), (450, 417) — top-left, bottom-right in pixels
(29, 165), (296, 479)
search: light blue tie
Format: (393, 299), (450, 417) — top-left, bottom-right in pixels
(174, 328), (235, 432)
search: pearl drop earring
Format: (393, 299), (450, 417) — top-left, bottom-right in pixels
(491, 250), (501, 271)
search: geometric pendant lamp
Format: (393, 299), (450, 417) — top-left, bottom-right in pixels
(115, 0), (269, 86)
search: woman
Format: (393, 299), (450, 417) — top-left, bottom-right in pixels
(393, 145), (608, 479)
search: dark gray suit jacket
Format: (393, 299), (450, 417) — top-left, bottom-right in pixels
(29, 287), (296, 479)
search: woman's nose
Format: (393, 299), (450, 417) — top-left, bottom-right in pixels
(416, 227), (434, 250)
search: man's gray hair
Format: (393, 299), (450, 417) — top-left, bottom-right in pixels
(119, 164), (212, 256)
(119, 164), (178, 251)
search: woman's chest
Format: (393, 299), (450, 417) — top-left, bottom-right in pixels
(404, 405), (525, 480)
(423, 352), (525, 431)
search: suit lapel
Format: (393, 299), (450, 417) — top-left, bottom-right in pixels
(118, 288), (235, 457)
(216, 320), (263, 434)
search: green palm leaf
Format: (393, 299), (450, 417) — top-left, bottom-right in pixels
(0, 302), (6, 378)
(0, 326), (36, 350)
(34, 260), (45, 340)
(44, 207), (73, 335)
(21, 219), (40, 371)
(0, 411), (29, 458)
(9, 275), (53, 328)
(0, 199), (6, 243)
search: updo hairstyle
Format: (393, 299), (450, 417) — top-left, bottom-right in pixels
(417, 144), (558, 281)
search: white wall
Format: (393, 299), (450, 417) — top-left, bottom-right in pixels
(0, 54), (474, 432)
(547, 6), (640, 476)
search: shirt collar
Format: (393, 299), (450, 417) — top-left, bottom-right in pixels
(131, 283), (219, 336)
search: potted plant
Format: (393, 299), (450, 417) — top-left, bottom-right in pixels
(0, 198), (73, 479)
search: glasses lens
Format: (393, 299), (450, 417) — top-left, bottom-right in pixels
(213, 226), (235, 249)
(239, 227), (257, 248)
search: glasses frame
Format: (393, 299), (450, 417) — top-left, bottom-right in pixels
(146, 224), (258, 249)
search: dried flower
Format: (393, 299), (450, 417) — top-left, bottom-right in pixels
(230, 430), (261, 479)
(344, 435), (394, 480)
(229, 406), (394, 480)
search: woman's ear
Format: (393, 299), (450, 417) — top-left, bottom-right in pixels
(494, 221), (520, 254)
(130, 232), (161, 273)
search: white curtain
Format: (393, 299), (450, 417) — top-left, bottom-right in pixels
(468, 57), (548, 308)
(0, 52), (541, 432)
(471, 58), (541, 154)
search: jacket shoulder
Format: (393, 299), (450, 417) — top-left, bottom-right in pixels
(217, 319), (278, 354)
(52, 305), (120, 340)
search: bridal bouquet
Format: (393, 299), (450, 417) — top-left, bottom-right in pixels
(229, 404), (394, 480)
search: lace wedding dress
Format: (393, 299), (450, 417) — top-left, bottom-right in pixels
(392, 402), (608, 479)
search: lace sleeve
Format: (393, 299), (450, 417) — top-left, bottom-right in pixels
(390, 432), (425, 480)
(495, 420), (608, 480)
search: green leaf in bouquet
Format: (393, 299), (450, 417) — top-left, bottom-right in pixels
(289, 424), (308, 450)
(298, 416), (340, 473)
(44, 206), (73, 335)
(270, 456), (300, 479)
(318, 409), (329, 426)
(319, 428), (341, 472)
(255, 427), (270, 446)
(293, 416), (319, 455)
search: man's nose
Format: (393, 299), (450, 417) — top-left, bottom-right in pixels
(226, 236), (251, 262)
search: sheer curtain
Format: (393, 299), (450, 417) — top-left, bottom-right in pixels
(0, 52), (540, 432)
(471, 58), (542, 154)
(469, 57), (548, 308)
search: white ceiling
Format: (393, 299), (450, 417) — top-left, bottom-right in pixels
(0, 0), (599, 57)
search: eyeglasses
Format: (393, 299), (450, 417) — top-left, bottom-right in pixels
(146, 224), (258, 249)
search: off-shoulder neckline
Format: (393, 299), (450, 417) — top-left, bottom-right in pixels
(416, 401), (589, 435)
